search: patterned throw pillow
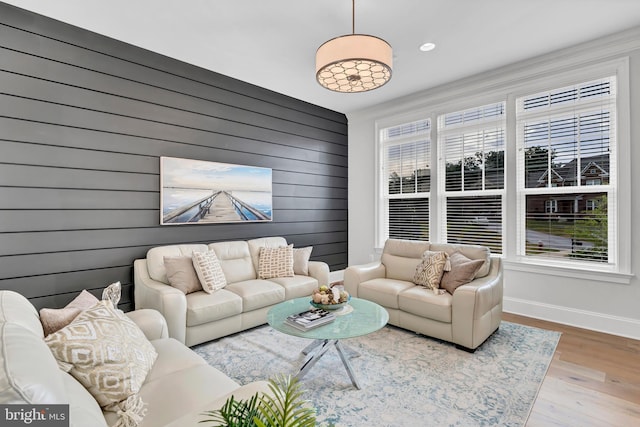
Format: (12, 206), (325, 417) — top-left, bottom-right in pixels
(192, 251), (227, 293)
(39, 290), (99, 336)
(293, 246), (313, 275)
(164, 256), (203, 294)
(440, 251), (485, 294)
(414, 250), (450, 293)
(101, 281), (122, 308)
(44, 300), (157, 427)
(258, 244), (294, 279)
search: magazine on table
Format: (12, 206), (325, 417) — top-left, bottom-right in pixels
(285, 308), (335, 331)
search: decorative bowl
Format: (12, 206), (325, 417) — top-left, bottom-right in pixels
(310, 296), (351, 311)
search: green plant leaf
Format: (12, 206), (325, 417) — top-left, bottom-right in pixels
(257, 375), (317, 427)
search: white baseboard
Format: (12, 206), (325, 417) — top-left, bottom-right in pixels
(503, 297), (640, 340)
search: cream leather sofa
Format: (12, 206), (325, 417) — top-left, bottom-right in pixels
(0, 290), (269, 427)
(344, 239), (503, 351)
(134, 236), (330, 346)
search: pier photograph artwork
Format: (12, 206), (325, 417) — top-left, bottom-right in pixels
(160, 157), (272, 225)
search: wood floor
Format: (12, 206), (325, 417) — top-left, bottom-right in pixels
(503, 313), (640, 427)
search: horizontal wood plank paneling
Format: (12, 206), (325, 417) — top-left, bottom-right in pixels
(0, 4), (348, 310)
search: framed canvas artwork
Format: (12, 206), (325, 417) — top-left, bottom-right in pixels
(160, 156), (272, 225)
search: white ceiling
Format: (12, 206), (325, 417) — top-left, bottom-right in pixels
(4, 0), (640, 114)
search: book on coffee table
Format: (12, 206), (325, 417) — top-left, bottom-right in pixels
(285, 308), (335, 331)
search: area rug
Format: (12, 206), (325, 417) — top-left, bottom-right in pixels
(193, 322), (560, 427)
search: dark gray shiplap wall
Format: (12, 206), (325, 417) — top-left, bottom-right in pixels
(0, 4), (348, 311)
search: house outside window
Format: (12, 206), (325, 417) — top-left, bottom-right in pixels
(517, 77), (616, 264)
(379, 119), (431, 243)
(545, 199), (558, 213)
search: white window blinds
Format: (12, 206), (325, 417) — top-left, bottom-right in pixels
(381, 119), (431, 242)
(516, 77), (616, 264)
(438, 102), (505, 253)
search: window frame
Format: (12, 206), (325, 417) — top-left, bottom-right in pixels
(376, 116), (432, 247)
(436, 102), (507, 253)
(373, 58), (631, 281)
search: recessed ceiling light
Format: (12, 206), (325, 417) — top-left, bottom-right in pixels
(419, 42), (436, 52)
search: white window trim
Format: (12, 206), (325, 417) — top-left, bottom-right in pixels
(375, 113), (433, 248)
(373, 57), (631, 282)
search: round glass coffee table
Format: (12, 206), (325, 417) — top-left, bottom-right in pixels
(267, 296), (388, 389)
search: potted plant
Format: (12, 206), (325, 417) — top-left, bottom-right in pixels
(200, 375), (317, 427)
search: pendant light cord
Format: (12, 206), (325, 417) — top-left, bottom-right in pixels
(352, 0), (355, 35)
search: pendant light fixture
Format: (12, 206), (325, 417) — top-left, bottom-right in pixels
(315, 0), (392, 93)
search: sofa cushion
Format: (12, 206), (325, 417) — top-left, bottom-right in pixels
(258, 245), (294, 279)
(269, 275), (318, 299)
(0, 322), (68, 404)
(61, 372), (109, 427)
(106, 364), (241, 427)
(381, 239), (431, 282)
(192, 251), (227, 293)
(399, 286), (453, 323)
(247, 236), (288, 272)
(44, 301), (158, 424)
(413, 251), (449, 293)
(293, 246), (313, 275)
(39, 290), (99, 336)
(430, 243), (491, 278)
(144, 338), (208, 383)
(0, 290), (45, 337)
(359, 278), (415, 309)
(185, 290), (243, 327)
(147, 244), (209, 283)
(440, 251), (485, 294)
(209, 241), (256, 284)
(164, 256), (203, 294)
(224, 279), (285, 311)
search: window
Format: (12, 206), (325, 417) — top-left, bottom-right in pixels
(545, 199), (558, 213)
(380, 119), (431, 242)
(437, 103), (505, 253)
(517, 77), (615, 264)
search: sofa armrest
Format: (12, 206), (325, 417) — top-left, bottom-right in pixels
(307, 261), (330, 287)
(451, 256), (503, 349)
(133, 258), (188, 344)
(343, 262), (386, 298)
(126, 309), (169, 341)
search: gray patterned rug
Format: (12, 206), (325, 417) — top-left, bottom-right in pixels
(193, 322), (560, 427)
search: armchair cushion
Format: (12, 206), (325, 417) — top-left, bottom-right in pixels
(258, 245), (294, 279)
(44, 301), (158, 425)
(147, 244), (208, 284)
(293, 246), (313, 275)
(413, 251), (449, 293)
(440, 251), (485, 294)
(164, 256), (202, 294)
(39, 290), (99, 336)
(192, 251), (227, 293)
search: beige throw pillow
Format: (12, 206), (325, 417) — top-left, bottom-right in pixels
(414, 251), (449, 293)
(39, 290), (99, 336)
(44, 300), (157, 427)
(164, 256), (203, 294)
(293, 246), (313, 275)
(258, 244), (294, 279)
(440, 251), (485, 294)
(192, 251), (227, 293)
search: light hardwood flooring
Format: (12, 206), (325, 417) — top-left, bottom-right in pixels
(503, 313), (640, 427)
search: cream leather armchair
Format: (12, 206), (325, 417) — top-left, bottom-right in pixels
(344, 239), (503, 351)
